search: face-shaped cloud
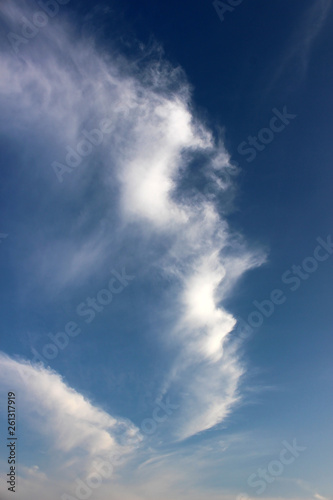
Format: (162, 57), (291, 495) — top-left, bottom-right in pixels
(0, 2), (269, 498)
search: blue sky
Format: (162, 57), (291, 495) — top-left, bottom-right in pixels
(0, 1), (332, 499)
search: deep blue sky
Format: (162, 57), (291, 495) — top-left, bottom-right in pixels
(0, 1), (332, 499)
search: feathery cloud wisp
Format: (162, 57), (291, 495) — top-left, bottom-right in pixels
(0, 2), (267, 496)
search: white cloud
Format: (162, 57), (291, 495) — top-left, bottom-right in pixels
(0, 353), (141, 478)
(0, 2), (269, 495)
(0, 0), (267, 443)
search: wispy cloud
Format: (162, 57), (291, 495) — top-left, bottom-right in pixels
(0, 0), (266, 441)
(266, 0), (332, 93)
(0, 2), (270, 497)
(0, 353), (141, 475)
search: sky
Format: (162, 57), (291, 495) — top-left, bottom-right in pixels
(0, 1), (332, 499)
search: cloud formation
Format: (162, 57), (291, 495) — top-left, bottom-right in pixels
(0, 1), (268, 497)
(0, 353), (141, 471)
(266, 0), (332, 93)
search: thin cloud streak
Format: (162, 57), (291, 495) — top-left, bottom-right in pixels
(266, 0), (332, 93)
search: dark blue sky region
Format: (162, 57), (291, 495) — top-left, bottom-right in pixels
(0, 1), (332, 499)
